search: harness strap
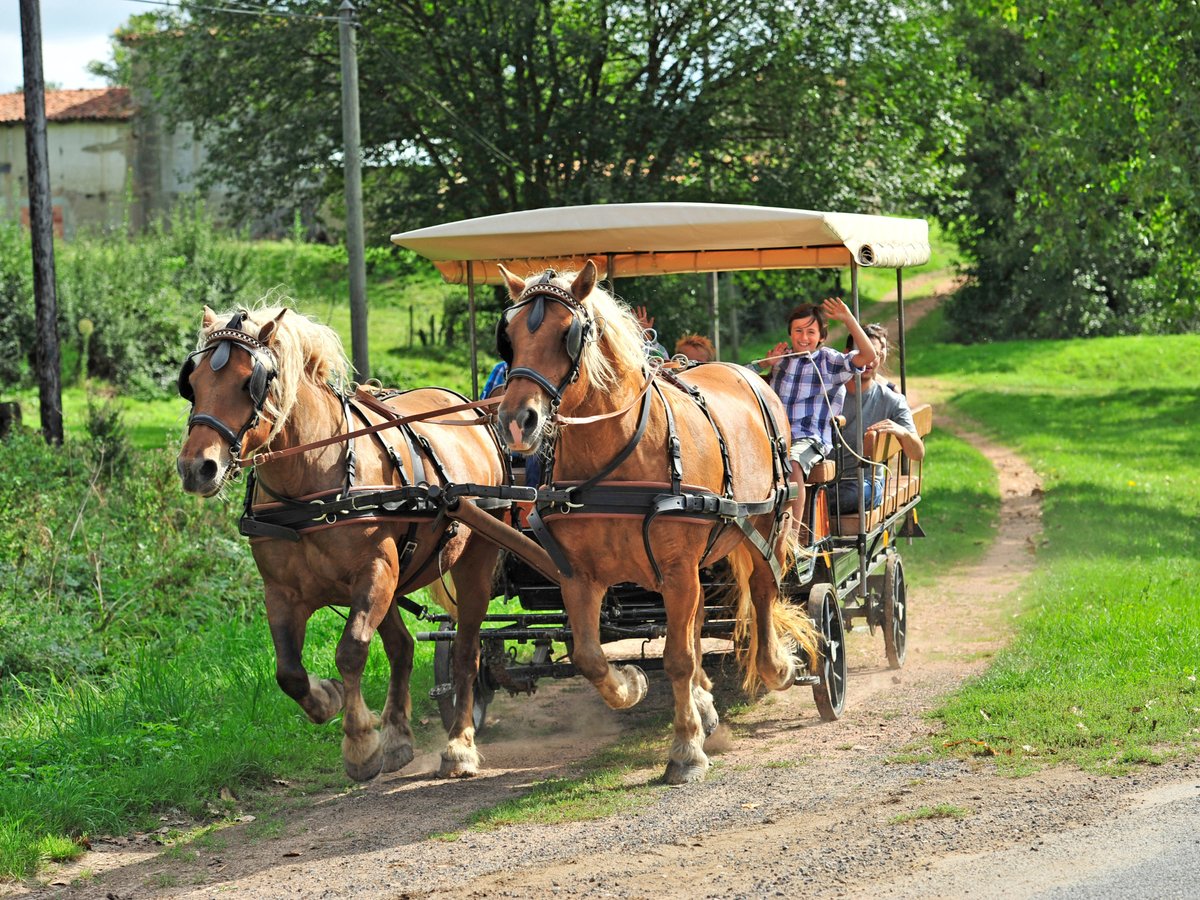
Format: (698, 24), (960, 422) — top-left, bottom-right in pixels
(529, 383), (656, 577)
(236, 392), (502, 468)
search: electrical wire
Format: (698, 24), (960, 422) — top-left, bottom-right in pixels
(120, 0), (341, 24)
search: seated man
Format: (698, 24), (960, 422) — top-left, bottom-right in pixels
(835, 324), (925, 514)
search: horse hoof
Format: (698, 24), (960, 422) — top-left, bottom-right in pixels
(344, 753), (383, 782)
(381, 742), (415, 774)
(663, 760), (708, 785)
(623, 664), (649, 708)
(701, 708), (720, 737)
(437, 753), (480, 779)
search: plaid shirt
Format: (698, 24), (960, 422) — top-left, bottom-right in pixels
(770, 347), (862, 454)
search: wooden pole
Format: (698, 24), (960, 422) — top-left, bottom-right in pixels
(338, 0), (369, 380)
(19, 0), (63, 445)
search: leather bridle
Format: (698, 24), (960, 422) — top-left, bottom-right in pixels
(178, 313), (277, 458)
(495, 272), (595, 408)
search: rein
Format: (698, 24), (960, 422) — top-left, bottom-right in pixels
(235, 391), (502, 468)
(551, 365), (657, 426)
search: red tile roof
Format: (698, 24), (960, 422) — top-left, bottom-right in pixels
(0, 88), (133, 124)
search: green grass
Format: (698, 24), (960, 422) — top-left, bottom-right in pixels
(922, 333), (1200, 771)
(897, 428), (999, 587)
(888, 804), (970, 825)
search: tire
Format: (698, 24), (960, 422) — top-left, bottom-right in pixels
(432, 631), (494, 734)
(883, 551), (908, 670)
(807, 582), (847, 721)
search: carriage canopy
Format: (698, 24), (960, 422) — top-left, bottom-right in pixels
(391, 202), (930, 285)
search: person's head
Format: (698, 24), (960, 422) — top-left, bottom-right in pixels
(674, 333), (715, 363)
(845, 322), (889, 381)
(785, 304), (828, 354)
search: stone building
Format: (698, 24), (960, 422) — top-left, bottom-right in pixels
(0, 87), (226, 239)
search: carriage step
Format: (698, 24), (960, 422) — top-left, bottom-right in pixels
(429, 682), (454, 699)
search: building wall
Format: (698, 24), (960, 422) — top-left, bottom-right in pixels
(0, 117), (229, 239)
(0, 120), (133, 238)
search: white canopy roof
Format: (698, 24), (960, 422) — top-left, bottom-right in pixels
(392, 202), (930, 285)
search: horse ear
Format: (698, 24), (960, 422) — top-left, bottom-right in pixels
(497, 264), (527, 298)
(202, 306), (218, 329)
(258, 309), (287, 345)
(571, 260), (597, 302)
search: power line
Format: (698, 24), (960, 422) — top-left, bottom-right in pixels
(120, 0), (340, 24)
(358, 29), (520, 170)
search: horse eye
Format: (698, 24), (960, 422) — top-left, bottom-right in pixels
(241, 377), (252, 394)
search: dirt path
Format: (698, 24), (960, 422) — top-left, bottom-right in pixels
(19, 288), (1198, 898)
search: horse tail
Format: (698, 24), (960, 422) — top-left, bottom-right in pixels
(426, 575), (459, 621)
(729, 542), (821, 694)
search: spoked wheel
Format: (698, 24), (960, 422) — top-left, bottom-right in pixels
(432, 630), (496, 734)
(882, 551), (908, 670)
(807, 582), (847, 721)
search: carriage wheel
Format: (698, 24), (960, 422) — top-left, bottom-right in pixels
(807, 582), (847, 721)
(433, 631), (495, 735)
(883, 552), (908, 670)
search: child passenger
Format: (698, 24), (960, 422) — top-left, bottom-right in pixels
(760, 298), (876, 539)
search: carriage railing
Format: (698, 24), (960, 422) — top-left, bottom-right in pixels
(829, 402), (932, 540)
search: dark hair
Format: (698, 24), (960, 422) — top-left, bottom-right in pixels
(844, 322), (889, 352)
(786, 304), (828, 340)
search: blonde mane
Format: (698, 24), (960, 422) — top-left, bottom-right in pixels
(544, 270), (647, 396)
(198, 304), (353, 446)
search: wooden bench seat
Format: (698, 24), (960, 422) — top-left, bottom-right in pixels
(833, 403), (932, 536)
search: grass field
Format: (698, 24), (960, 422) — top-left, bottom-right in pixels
(909, 333), (1200, 771)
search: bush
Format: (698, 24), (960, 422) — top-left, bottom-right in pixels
(55, 202), (251, 396)
(0, 223), (36, 386)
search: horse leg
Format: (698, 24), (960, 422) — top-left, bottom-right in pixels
(563, 577), (648, 710)
(374, 601), (416, 774)
(692, 606), (719, 738)
(661, 571), (709, 784)
(439, 538), (500, 779)
(336, 565), (397, 782)
(265, 589), (345, 725)
(748, 553), (797, 691)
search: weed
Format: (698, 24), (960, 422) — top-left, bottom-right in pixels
(888, 804), (970, 825)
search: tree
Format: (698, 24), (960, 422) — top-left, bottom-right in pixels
(127, 1), (964, 244)
(942, 1), (1200, 340)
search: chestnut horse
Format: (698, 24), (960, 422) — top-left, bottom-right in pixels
(176, 305), (505, 780)
(495, 262), (819, 783)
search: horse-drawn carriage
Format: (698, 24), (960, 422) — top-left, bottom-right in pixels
(176, 202), (931, 785)
(390, 202), (933, 730)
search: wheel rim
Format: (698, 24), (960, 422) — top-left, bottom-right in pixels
(808, 583), (846, 720)
(883, 554), (908, 669)
(821, 591), (846, 711)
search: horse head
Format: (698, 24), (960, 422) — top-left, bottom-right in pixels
(176, 306), (285, 496)
(494, 262), (600, 453)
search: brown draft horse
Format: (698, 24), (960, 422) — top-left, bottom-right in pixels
(176, 305), (505, 780)
(495, 262), (819, 784)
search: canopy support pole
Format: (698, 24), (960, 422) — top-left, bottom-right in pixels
(896, 268), (907, 396)
(467, 264), (479, 400)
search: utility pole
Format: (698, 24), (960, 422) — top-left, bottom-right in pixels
(338, 0), (369, 380)
(19, 0), (63, 445)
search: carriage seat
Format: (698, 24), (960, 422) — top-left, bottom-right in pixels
(806, 460), (837, 484)
(834, 403), (932, 534)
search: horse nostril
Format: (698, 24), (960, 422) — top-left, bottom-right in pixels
(517, 407), (539, 436)
(199, 459), (219, 482)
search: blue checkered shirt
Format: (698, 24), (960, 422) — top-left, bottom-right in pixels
(769, 347), (861, 454)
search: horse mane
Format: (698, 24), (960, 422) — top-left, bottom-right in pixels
(199, 303), (353, 445)
(547, 270), (646, 395)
